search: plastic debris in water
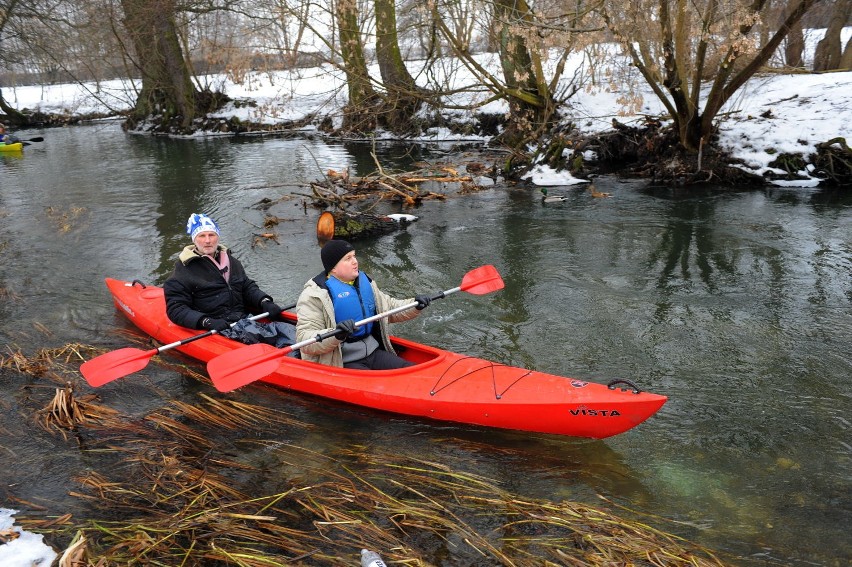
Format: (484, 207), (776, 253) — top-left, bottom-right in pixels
(360, 548), (387, 567)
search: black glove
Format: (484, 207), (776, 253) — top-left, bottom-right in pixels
(262, 299), (285, 321)
(415, 294), (432, 310)
(333, 319), (356, 341)
(201, 317), (230, 332)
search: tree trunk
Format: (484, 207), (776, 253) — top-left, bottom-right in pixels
(374, 0), (423, 132)
(336, 0), (378, 131)
(813, 0), (851, 71)
(0, 90), (27, 124)
(841, 37), (852, 69)
(120, 0), (198, 131)
(492, 0), (554, 146)
(0, 0), (29, 125)
(698, 0), (820, 151)
(603, 0), (820, 155)
(784, 18), (804, 68)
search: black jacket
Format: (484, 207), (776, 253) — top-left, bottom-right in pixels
(164, 244), (271, 329)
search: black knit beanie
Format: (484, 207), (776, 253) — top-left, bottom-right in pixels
(321, 239), (354, 273)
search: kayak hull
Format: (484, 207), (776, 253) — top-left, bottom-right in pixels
(104, 278), (667, 439)
(0, 143), (23, 152)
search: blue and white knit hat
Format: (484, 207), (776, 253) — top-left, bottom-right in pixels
(186, 213), (220, 241)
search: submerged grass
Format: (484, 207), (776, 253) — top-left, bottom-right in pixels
(3, 344), (728, 566)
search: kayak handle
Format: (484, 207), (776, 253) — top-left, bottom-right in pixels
(607, 379), (641, 394)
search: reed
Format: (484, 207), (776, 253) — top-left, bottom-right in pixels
(5, 343), (726, 566)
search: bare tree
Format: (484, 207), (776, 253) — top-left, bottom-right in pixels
(784, 0), (806, 67)
(119, 0), (202, 130)
(374, 0), (425, 130)
(812, 0), (850, 71)
(336, 0), (380, 130)
(0, 0), (75, 122)
(600, 0), (822, 153)
(0, 0), (26, 121)
(429, 0), (586, 146)
(253, 0), (315, 68)
(785, 23), (805, 67)
(493, 0), (555, 143)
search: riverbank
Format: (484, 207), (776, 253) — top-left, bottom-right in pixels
(3, 50), (851, 187)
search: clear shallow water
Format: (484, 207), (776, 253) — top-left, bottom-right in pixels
(1, 123), (850, 565)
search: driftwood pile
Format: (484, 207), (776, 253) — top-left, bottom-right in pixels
(304, 156), (491, 240)
(308, 163), (483, 209)
(245, 152), (499, 243)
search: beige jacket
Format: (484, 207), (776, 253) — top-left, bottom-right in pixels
(295, 273), (421, 366)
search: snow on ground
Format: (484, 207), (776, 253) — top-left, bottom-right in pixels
(4, 36), (851, 187)
(0, 508), (57, 567)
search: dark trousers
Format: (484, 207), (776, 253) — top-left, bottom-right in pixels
(343, 348), (414, 370)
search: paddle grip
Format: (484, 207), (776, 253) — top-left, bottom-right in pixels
(314, 330), (340, 343)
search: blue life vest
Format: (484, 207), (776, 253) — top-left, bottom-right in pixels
(325, 272), (375, 339)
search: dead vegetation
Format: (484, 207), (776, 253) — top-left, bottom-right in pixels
(311, 145), (488, 208)
(812, 137), (852, 185)
(250, 214), (284, 248)
(0, 343), (730, 566)
(36, 384), (118, 438)
(0, 285), (21, 301)
(1, 343), (91, 381)
(306, 162), (467, 210)
(45, 206), (89, 233)
(0, 528), (20, 544)
(534, 122), (852, 188)
(241, 202), (306, 248)
(298, 148), (495, 239)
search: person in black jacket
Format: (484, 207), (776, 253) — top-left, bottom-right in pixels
(164, 213), (296, 349)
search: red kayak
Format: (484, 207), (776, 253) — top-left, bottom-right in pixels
(101, 278), (666, 439)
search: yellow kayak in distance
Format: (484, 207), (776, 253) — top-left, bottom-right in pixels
(0, 142), (24, 152)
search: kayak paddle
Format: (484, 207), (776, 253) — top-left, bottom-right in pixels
(80, 303), (295, 387)
(207, 264), (505, 393)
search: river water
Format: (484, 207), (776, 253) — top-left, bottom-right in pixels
(1, 123), (850, 565)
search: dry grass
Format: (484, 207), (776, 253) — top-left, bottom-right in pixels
(2, 343), (95, 381)
(5, 343), (727, 566)
(0, 285), (20, 301)
(45, 205), (88, 233)
(36, 384), (121, 439)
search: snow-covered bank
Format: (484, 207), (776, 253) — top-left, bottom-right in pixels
(4, 52), (851, 187)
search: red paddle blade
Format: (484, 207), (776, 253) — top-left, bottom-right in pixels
(207, 343), (286, 392)
(460, 265), (504, 295)
(80, 347), (157, 387)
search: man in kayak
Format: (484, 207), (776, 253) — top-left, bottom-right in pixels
(0, 123), (20, 144)
(164, 213), (297, 350)
(295, 239), (431, 369)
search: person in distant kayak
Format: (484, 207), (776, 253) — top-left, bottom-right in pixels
(0, 123), (19, 144)
(295, 239), (431, 369)
(164, 213), (297, 350)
